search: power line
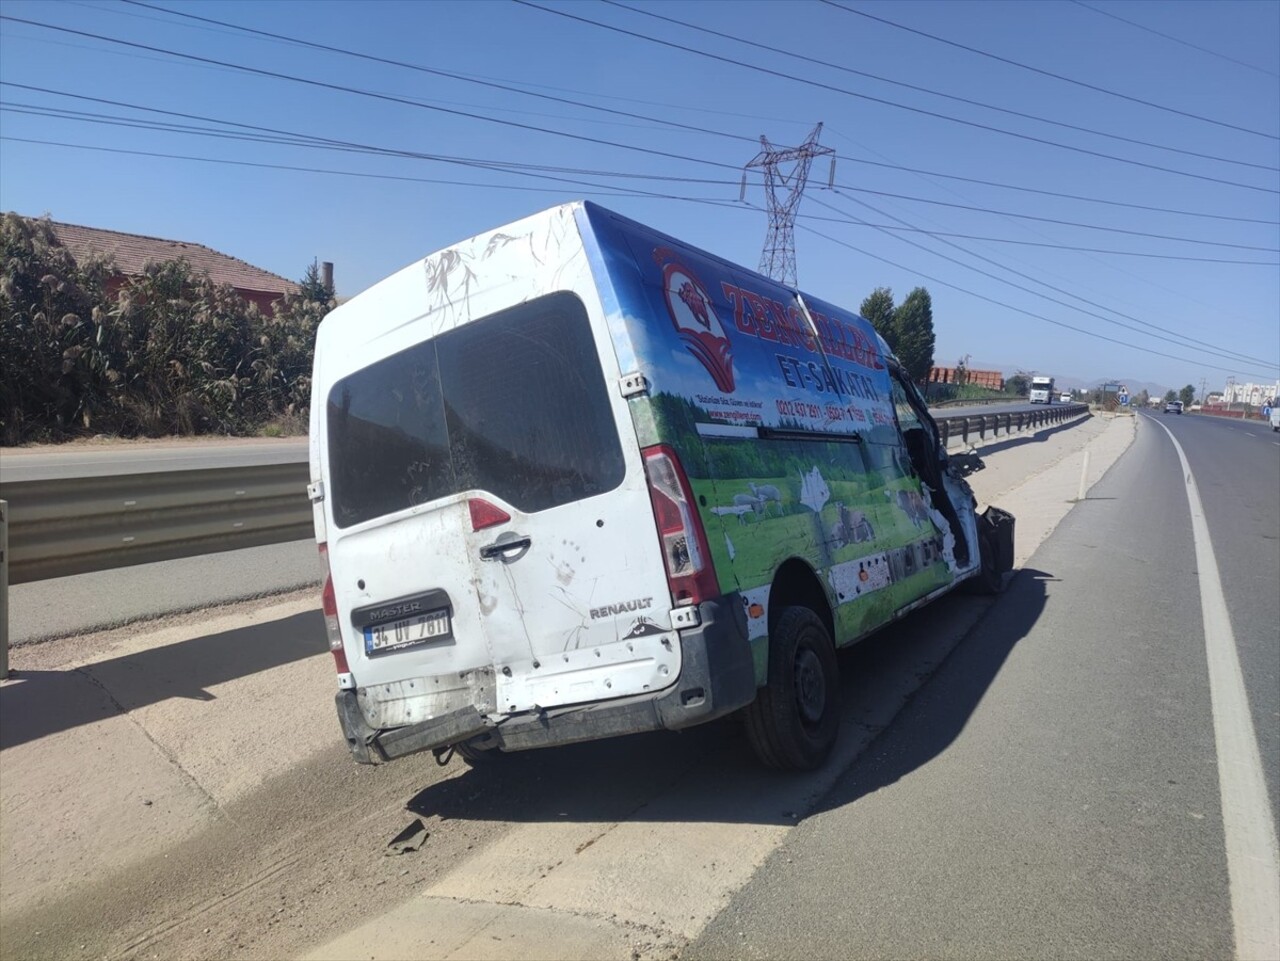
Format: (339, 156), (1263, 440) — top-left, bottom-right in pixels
(828, 125), (1279, 336)
(811, 192), (1278, 367)
(512, 0), (1278, 194)
(604, 0), (1277, 172)
(6, 83), (1275, 261)
(835, 155), (1278, 226)
(1069, 0), (1280, 79)
(32, 8), (1279, 222)
(118, 0), (760, 148)
(0, 84), (742, 182)
(821, 184), (1280, 252)
(0, 14), (754, 174)
(795, 210), (1278, 263)
(798, 220), (1278, 379)
(820, 0), (1280, 140)
(0, 135), (745, 205)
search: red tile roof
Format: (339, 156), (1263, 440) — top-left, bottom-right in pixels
(47, 220), (300, 296)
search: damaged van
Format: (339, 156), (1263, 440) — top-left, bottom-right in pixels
(308, 202), (1014, 771)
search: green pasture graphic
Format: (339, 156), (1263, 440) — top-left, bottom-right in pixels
(649, 390), (953, 658)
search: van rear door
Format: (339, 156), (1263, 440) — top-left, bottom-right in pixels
(318, 222), (678, 731)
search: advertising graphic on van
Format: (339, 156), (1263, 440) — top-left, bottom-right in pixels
(311, 200), (1014, 772)
(649, 245), (891, 436)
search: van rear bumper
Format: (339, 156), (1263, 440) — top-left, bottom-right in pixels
(335, 594), (756, 763)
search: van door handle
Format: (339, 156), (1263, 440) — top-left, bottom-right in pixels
(480, 535), (532, 560)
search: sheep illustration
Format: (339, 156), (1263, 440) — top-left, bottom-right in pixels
(748, 481), (783, 515)
(731, 492), (766, 523)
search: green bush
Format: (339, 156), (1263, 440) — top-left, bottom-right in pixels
(0, 214), (331, 445)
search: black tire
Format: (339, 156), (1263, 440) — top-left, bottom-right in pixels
(455, 739), (503, 766)
(743, 606), (840, 771)
(964, 524), (1006, 595)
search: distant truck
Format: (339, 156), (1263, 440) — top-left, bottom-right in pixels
(1029, 376), (1055, 404)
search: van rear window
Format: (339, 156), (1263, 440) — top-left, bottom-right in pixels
(327, 291), (625, 528)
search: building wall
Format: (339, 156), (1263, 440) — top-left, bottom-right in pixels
(928, 366), (1004, 390)
(1223, 381), (1280, 407)
(104, 274), (286, 314)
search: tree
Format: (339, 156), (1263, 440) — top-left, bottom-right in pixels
(1179, 384), (1196, 407)
(892, 287), (936, 383)
(297, 259), (334, 303)
(1006, 373), (1030, 396)
(1136, 389), (1150, 408)
(1164, 389), (1177, 404)
(859, 287), (896, 348)
(954, 356), (969, 387)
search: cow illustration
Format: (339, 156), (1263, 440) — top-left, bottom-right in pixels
(830, 502), (874, 549)
(888, 488), (930, 528)
(678, 280), (712, 330)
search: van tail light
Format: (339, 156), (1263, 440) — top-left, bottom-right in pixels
(642, 445), (720, 607)
(317, 543), (350, 674)
(468, 497), (511, 531)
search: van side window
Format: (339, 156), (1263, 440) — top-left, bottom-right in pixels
(327, 291), (624, 528)
(890, 376), (923, 433)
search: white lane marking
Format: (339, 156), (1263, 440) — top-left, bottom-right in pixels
(1151, 418), (1280, 960)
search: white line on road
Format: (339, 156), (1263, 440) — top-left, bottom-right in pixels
(1151, 418), (1280, 961)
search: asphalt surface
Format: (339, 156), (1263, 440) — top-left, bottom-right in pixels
(1136, 409), (1280, 822)
(7, 538), (322, 644)
(0, 437), (307, 482)
(690, 412), (1272, 959)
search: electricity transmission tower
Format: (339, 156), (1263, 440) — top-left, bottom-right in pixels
(741, 122), (835, 287)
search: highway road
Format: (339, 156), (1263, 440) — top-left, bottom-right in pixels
(691, 410), (1279, 960)
(0, 436), (307, 483)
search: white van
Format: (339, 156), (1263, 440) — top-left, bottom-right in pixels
(308, 202), (1014, 770)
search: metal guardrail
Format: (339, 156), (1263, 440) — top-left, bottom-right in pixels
(928, 396), (1026, 409)
(0, 404), (1091, 594)
(0, 463), (311, 586)
(936, 403), (1088, 448)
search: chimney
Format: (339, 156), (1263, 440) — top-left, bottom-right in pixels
(321, 261), (334, 294)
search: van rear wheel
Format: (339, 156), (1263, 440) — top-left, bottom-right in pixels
(744, 606), (840, 771)
(455, 739), (503, 766)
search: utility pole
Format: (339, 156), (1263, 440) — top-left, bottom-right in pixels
(742, 123), (835, 287)
(1199, 377), (1207, 405)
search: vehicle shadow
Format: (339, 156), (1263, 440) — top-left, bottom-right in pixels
(965, 416), (1092, 457)
(404, 570), (1050, 827)
(813, 567), (1054, 814)
(0, 610), (326, 751)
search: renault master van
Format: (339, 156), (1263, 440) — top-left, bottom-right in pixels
(308, 202), (1013, 771)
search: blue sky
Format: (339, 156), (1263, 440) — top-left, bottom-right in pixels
(2, 0), (1277, 395)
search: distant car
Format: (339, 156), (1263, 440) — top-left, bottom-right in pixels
(1164, 400), (1183, 414)
(1059, 393), (1072, 403)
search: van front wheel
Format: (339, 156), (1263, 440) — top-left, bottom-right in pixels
(744, 606), (840, 771)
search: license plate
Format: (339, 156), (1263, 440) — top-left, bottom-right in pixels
(364, 609), (451, 654)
